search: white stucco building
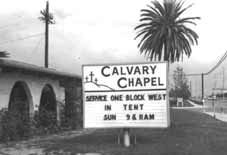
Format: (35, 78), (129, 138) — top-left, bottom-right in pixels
(0, 59), (81, 125)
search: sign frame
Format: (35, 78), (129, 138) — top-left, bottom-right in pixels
(82, 61), (170, 129)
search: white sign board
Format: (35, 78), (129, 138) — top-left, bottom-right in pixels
(82, 62), (169, 128)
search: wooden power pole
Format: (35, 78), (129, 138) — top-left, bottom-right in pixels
(201, 73), (204, 100)
(39, 1), (55, 68)
(45, 1), (49, 68)
(223, 67), (225, 99)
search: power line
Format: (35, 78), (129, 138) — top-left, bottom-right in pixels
(0, 15), (24, 30)
(186, 73), (201, 76)
(205, 51), (227, 75)
(31, 36), (43, 54)
(186, 50), (227, 99)
(0, 14), (40, 31)
(186, 50), (227, 76)
(0, 22), (21, 30)
(0, 22), (42, 34)
(0, 33), (43, 45)
(25, 36), (43, 61)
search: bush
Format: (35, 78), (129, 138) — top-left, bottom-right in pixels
(33, 109), (61, 135)
(0, 100), (83, 142)
(0, 109), (60, 142)
(0, 110), (31, 141)
(61, 101), (83, 130)
(170, 99), (177, 107)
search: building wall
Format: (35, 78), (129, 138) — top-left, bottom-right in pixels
(0, 71), (65, 119)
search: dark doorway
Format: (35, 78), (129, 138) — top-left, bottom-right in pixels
(9, 81), (33, 121)
(8, 81), (33, 138)
(39, 84), (57, 127)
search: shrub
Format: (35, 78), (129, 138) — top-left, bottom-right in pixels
(0, 109), (60, 142)
(61, 102), (83, 130)
(33, 109), (60, 135)
(0, 110), (31, 141)
(0, 100), (83, 142)
(170, 99), (177, 107)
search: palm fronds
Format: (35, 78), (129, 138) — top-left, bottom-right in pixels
(135, 0), (200, 63)
(0, 51), (9, 58)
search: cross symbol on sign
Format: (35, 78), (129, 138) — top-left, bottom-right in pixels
(89, 71), (94, 82)
(85, 76), (89, 82)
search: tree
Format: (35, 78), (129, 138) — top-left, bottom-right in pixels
(134, 0), (200, 63)
(38, 1), (55, 68)
(0, 51), (9, 58)
(171, 66), (191, 99)
(38, 9), (55, 24)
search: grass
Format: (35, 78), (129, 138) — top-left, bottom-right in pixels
(31, 109), (227, 154)
(2, 109), (227, 155)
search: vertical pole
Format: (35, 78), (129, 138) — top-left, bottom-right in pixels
(45, 1), (49, 68)
(117, 134), (120, 145)
(134, 134), (137, 145)
(117, 129), (121, 145)
(201, 73), (205, 112)
(201, 73), (204, 101)
(123, 128), (130, 147)
(223, 67), (225, 100)
(213, 94), (216, 118)
(189, 80), (192, 95)
(167, 62), (170, 126)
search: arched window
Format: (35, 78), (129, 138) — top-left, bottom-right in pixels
(9, 81), (33, 121)
(39, 84), (57, 127)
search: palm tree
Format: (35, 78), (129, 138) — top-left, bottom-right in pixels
(38, 1), (55, 68)
(0, 51), (9, 58)
(135, 0), (200, 63)
(38, 9), (55, 24)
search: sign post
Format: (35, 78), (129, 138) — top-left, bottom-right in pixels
(82, 62), (170, 147)
(212, 95), (216, 118)
(123, 128), (130, 147)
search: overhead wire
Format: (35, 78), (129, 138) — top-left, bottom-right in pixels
(0, 33), (43, 45)
(31, 36), (43, 54)
(185, 50), (227, 97)
(204, 51), (227, 75)
(186, 50), (227, 76)
(0, 22), (21, 30)
(0, 15), (24, 30)
(0, 14), (41, 31)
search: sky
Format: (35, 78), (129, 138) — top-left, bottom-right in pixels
(1, 0), (227, 79)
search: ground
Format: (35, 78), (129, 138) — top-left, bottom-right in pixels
(1, 108), (227, 155)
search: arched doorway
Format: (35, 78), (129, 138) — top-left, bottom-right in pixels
(39, 84), (57, 127)
(8, 81), (33, 138)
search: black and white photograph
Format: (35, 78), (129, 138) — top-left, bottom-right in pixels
(0, 0), (227, 154)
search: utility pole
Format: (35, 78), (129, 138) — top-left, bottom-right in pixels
(39, 1), (55, 68)
(189, 80), (192, 95)
(201, 73), (204, 100)
(45, 1), (49, 68)
(223, 67), (225, 100)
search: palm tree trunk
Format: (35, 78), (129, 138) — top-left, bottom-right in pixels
(163, 44), (171, 126)
(167, 61), (171, 126)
